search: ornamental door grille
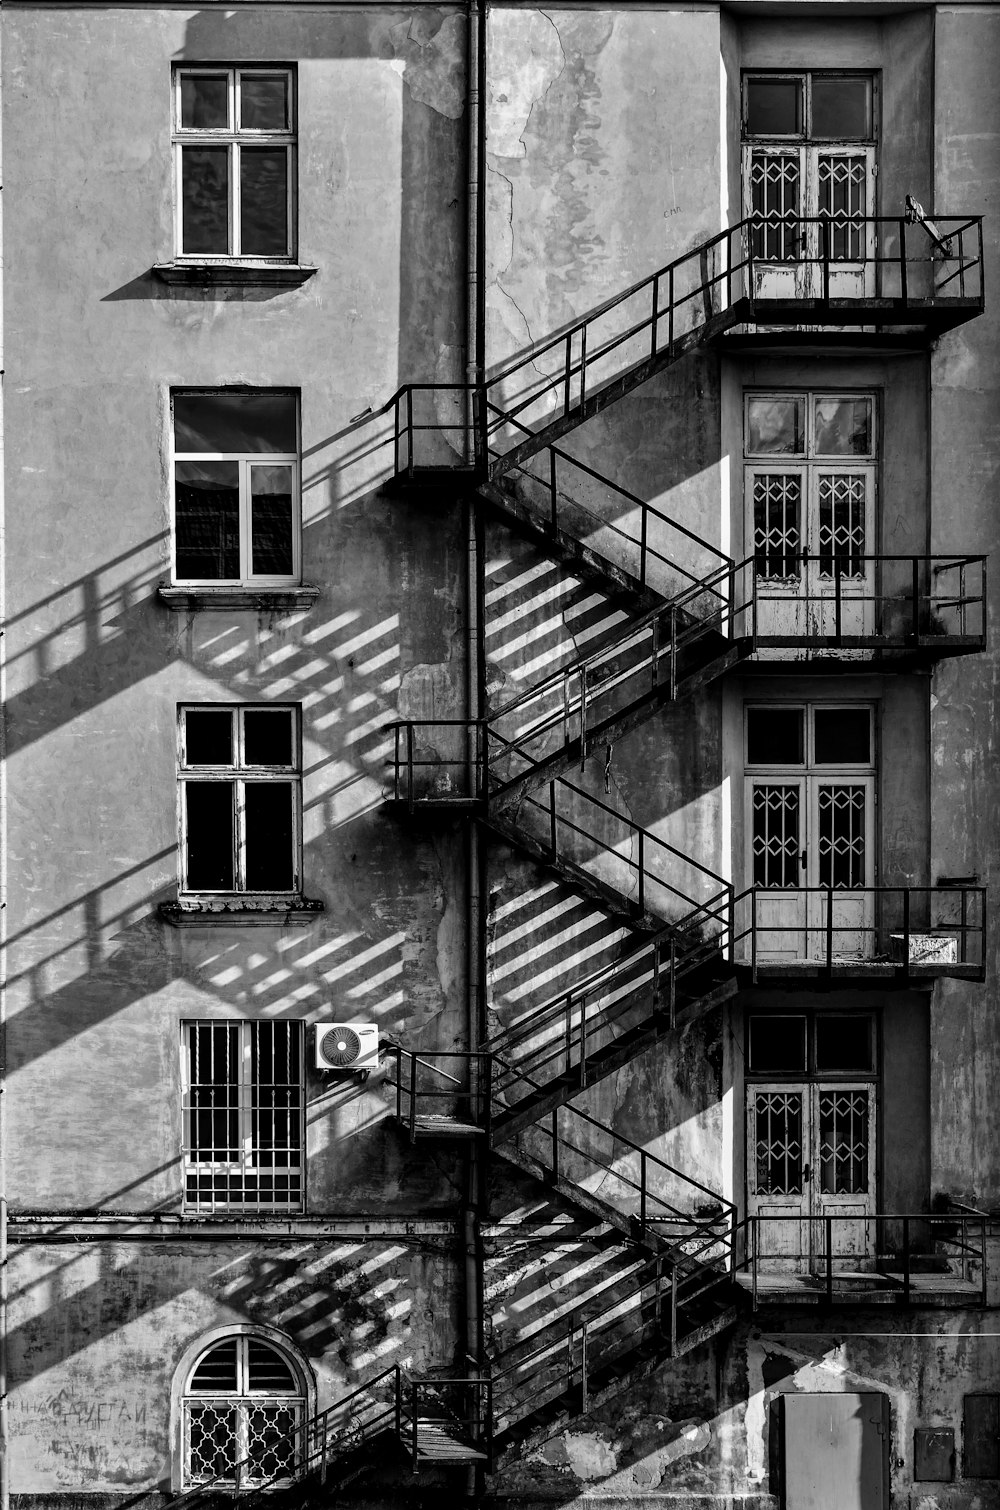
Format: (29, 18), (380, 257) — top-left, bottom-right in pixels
(747, 1083), (876, 1272)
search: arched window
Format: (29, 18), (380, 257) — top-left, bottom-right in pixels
(182, 1335), (305, 1488)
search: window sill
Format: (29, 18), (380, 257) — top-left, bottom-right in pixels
(153, 261), (318, 288)
(159, 585), (320, 613)
(160, 898), (324, 928)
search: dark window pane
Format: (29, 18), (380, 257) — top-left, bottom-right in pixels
(190, 1339), (239, 1392)
(181, 74), (229, 130)
(814, 708), (871, 764)
(748, 1015), (807, 1073)
(181, 146), (230, 254)
(815, 1015), (873, 1072)
(251, 466), (294, 576)
(817, 785), (866, 889)
(245, 783), (294, 890)
(186, 710), (234, 767)
(175, 461), (240, 580)
(186, 782), (235, 890)
(175, 394), (296, 455)
(240, 74), (289, 130)
(812, 77), (872, 139)
(814, 397), (873, 456)
(746, 78), (802, 136)
(747, 707), (804, 765)
(244, 710), (294, 767)
(240, 148), (288, 256)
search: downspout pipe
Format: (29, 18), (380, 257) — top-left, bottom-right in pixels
(0, 22), (9, 1510)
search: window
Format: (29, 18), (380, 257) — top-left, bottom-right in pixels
(747, 1012), (875, 1076)
(182, 1021), (303, 1211)
(182, 1334), (305, 1485)
(174, 67), (295, 260)
(173, 391), (300, 586)
(178, 704), (301, 896)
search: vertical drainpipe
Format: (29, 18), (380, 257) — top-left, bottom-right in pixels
(464, 3), (487, 1496)
(0, 19), (8, 1509)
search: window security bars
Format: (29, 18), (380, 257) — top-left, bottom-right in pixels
(183, 1337), (304, 1487)
(178, 704), (301, 896)
(182, 1021), (303, 1212)
(173, 67), (296, 260)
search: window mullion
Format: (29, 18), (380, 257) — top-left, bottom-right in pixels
(231, 141), (239, 256)
(241, 458), (251, 582)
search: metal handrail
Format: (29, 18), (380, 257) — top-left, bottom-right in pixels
(734, 1211), (988, 1309)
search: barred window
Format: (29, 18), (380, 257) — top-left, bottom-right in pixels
(182, 1021), (303, 1212)
(183, 1335), (305, 1487)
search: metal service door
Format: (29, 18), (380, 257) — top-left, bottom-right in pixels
(783, 1392), (888, 1510)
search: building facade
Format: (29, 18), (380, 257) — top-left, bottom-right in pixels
(1, 2), (998, 1507)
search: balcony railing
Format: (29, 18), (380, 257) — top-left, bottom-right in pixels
(734, 1208), (988, 1308)
(732, 884), (986, 981)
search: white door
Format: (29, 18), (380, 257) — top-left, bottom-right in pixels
(808, 147), (876, 298)
(747, 1085), (810, 1271)
(748, 1081), (876, 1274)
(806, 777), (875, 959)
(744, 146), (807, 300)
(748, 777), (807, 958)
(810, 465), (875, 638)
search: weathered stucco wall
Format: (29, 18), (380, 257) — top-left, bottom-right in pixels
(3, 7), (473, 1213)
(8, 1237), (460, 1494)
(929, 6), (1000, 1207)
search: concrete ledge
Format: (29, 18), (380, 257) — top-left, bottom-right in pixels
(152, 260), (317, 287)
(158, 584), (320, 613)
(159, 898), (324, 928)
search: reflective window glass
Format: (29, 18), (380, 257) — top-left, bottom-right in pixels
(251, 466), (294, 577)
(175, 394), (296, 454)
(175, 462), (240, 580)
(240, 75), (290, 131)
(747, 397), (805, 455)
(814, 397), (873, 456)
(747, 707), (804, 765)
(181, 74), (229, 130)
(240, 149), (288, 256)
(811, 77), (872, 140)
(181, 147), (230, 254)
(746, 78), (803, 136)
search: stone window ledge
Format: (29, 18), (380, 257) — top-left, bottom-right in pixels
(160, 898), (324, 928)
(158, 585), (320, 613)
(153, 261), (317, 288)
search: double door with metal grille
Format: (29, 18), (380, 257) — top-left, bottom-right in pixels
(748, 1082), (876, 1271)
(746, 703), (875, 962)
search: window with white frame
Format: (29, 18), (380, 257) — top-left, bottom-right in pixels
(182, 1021), (303, 1212)
(178, 704), (301, 896)
(173, 391), (300, 586)
(173, 66), (296, 259)
(182, 1333), (305, 1485)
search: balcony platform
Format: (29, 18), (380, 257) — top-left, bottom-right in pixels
(735, 1270), (983, 1307)
(394, 1114), (484, 1141)
(726, 296), (983, 339)
(736, 960), (983, 987)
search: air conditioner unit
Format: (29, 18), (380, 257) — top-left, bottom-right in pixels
(314, 1022), (379, 1074)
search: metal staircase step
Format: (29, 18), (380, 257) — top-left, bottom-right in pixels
(485, 813), (662, 930)
(492, 1142), (664, 1253)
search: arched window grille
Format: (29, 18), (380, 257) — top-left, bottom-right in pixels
(182, 1335), (305, 1487)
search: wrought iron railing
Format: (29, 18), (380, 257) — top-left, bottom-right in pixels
(731, 883), (987, 980)
(733, 1207), (988, 1309)
(379, 212), (983, 476)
